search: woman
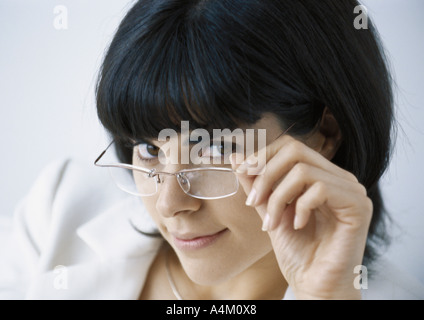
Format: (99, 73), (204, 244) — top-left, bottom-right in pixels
(4, 0), (424, 300)
(95, 0), (391, 299)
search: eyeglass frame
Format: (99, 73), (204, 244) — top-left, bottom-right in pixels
(93, 140), (240, 200)
(93, 123), (296, 200)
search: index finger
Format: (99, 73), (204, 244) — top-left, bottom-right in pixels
(236, 134), (358, 181)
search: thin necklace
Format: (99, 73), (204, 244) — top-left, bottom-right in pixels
(165, 248), (184, 300)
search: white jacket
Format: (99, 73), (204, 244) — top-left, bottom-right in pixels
(1, 159), (424, 300)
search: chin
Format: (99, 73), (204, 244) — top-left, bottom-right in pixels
(184, 263), (239, 286)
(177, 251), (253, 286)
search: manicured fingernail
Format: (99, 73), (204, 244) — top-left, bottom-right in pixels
(262, 213), (270, 231)
(293, 215), (300, 230)
(245, 188), (256, 206)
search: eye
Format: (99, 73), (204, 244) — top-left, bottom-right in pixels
(199, 144), (220, 158)
(200, 143), (236, 158)
(136, 143), (160, 161)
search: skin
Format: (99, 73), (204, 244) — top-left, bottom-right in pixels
(138, 109), (372, 300)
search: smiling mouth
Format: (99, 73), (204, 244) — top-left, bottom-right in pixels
(171, 229), (228, 251)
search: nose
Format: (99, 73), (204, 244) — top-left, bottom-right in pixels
(155, 172), (202, 218)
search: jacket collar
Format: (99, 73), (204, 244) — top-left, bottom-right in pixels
(26, 196), (163, 299)
(76, 196), (162, 260)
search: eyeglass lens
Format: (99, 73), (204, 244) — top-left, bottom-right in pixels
(108, 167), (238, 199)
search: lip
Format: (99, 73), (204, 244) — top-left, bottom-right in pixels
(171, 229), (228, 251)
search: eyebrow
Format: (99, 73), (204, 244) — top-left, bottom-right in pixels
(137, 137), (205, 147)
(139, 137), (244, 151)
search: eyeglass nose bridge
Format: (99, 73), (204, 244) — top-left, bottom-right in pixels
(148, 169), (191, 193)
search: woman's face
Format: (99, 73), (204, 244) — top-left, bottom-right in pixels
(133, 114), (291, 285)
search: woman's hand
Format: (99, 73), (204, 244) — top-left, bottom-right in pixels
(230, 135), (373, 299)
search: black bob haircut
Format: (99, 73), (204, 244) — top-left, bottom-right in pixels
(96, 0), (395, 266)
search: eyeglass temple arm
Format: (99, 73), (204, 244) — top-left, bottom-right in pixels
(94, 140), (115, 167)
(275, 122), (297, 140)
(93, 141), (156, 176)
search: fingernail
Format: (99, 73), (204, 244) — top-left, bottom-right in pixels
(245, 188), (256, 206)
(293, 215), (300, 230)
(262, 213), (270, 231)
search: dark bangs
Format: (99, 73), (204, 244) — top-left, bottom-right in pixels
(97, 1), (255, 143)
(96, 0), (321, 158)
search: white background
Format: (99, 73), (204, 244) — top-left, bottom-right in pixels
(0, 0), (423, 286)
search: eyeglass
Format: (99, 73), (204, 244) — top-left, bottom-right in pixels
(94, 123), (296, 200)
(94, 141), (239, 200)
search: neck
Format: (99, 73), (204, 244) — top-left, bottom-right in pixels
(168, 248), (288, 300)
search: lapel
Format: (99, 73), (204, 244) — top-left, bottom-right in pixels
(26, 196), (163, 299)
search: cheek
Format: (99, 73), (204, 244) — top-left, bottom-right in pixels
(184, 197), (273, 284)
(225, 197), (272, 254)
(185, 220), (272, 286)
(222, 193), (262, 234)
